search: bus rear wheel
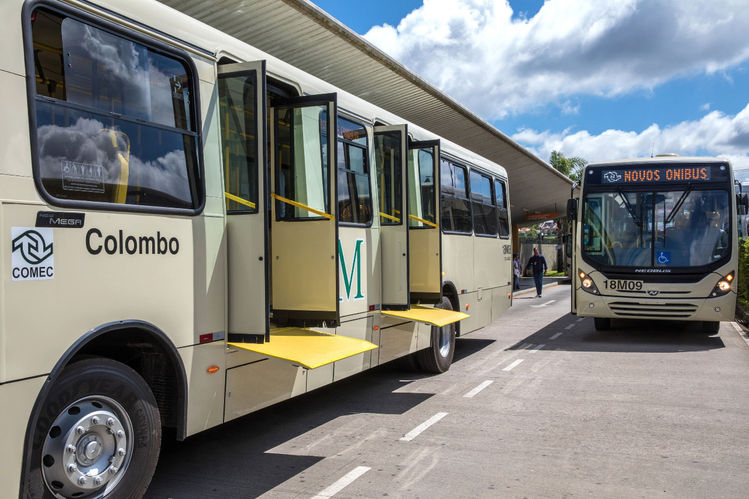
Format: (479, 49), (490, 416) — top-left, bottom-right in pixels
(594, 317), (611, 331)
(416, 296), (456, 373)
(25, 358), (161, 499)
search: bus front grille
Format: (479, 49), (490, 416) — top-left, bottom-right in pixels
(608, 301), (698, 318)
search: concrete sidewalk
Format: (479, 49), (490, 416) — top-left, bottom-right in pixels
(513, 276), (570, 297)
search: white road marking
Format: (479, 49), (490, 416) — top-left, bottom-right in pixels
(529, 344), (545, 353)
(503, 359), (524, 371)
(400, 412), (448, 442)
(464, 380), (494, 398)
(311, 466), (371, 499)
(564, 324), (575, 330)
(733, 322), (749, 349)
(531, 299), (556, 308)
(518, 342), (532, 349)
(577, 318), (585, 322)
(550, 332), (563, 340)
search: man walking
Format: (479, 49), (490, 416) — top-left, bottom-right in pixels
(525, 247), (547, 298)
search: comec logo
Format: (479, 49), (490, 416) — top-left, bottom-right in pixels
(86, 229), (179, 255)
(11, 227), (54, 281)
(13, 230), (53, 265)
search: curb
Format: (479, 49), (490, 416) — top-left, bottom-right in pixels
(513, 281), (563, 298)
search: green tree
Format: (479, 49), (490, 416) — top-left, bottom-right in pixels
(550, 150), (587, 182)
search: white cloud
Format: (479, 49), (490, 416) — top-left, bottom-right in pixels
(363, 0), (749, 118)
(511, 103), (749, 170)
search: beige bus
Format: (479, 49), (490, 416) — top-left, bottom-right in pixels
(0, 0), (513, 496)
(568, 156), (741, 333)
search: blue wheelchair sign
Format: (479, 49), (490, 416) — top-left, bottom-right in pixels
(656, 251), (671, 265)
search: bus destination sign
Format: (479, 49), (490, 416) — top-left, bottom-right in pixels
(592, 164), (727, 185)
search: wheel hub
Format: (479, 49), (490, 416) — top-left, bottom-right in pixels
(41, 397), (133, 498)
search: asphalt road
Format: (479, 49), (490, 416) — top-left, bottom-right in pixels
(146, 285), (749, 498)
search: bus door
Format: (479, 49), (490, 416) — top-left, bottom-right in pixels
(218, 61), (270, 342)
(270, 94), (339, 326)
(408, 140), (442, 303)
(375, 125), (409, 309)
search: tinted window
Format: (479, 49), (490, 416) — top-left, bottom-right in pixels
(440, 159), (471, 233)
(31, 9), (200, 210)
(495, 179), (510, 237)
(337, 118), (371, 224)
(374, 131), (402, 225)
(470, 170), (497, 236)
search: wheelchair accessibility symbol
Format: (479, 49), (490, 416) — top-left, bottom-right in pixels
(656, 251), (671, 265)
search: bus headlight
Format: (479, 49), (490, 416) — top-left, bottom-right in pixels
(710, 271), (734, 297)
(578, 269), (600, 295)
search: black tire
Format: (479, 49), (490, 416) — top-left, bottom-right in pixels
(702, 321), (720, 335)
(415, 296), (456, 373)
(594, 317), (611, 331)
(23, 358), (161, 499)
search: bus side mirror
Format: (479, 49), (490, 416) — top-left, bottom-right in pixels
(567, 198), (578, 220)
(738, 193), (749, 215)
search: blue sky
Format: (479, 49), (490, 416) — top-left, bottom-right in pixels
(312, 0), (749, 175)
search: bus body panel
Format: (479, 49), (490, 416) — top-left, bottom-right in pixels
(0, 377), (45, 499)
(178, 342), (226, 437)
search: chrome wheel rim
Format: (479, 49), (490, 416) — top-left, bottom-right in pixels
(438, 324), (452, 358)
(41, 396), (134, 498)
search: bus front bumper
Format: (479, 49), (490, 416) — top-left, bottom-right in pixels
(576, 291), (736, 323)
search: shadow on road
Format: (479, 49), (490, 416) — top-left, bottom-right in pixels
(147, 362), (440, 497)
(506, 314), (726, 353)
(454, 337), (496, 363)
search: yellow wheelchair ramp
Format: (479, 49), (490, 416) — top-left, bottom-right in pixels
(229, 327), (377, 370)
(381, 306), (469, 327)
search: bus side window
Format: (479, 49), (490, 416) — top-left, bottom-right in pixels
(469, 169), (497, 236)
(495, 178), (510, 238)
(30, 8), (201, 210)
(218, 74), (258, 213)
(439, 159), (471, 233)
(336, 118), (371, 225)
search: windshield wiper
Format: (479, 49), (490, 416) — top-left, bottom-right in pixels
(665, 185), (693, 224)
(617, 188), (642, 227)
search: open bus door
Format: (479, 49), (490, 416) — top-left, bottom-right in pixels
(217, 61), (270, 342)
(408, 140), (441, 303)
(270, 94), (339, 327)
(374, 125), (409, 309)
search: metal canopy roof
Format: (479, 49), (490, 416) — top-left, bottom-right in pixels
(158, 0), (572, 224)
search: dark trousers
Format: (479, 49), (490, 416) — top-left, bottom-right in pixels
(533, 273), (543, 295)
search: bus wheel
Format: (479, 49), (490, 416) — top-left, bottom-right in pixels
(26, 358), (161, 499)
(416, 296), (456, 373)
(594, 318), (611, 331)
(702, 321), (720, 335)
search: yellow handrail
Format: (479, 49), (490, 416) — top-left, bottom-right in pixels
(379, 212), (401, 223)
(408, 213), (439, 229)
(225, 192), (256, 209)
(271, 193), (334, 220)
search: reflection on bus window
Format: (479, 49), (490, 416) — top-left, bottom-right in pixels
(218, 73), (258, 213)
(408, 148), (436, 227)
(470, 170), (497, 236)
(494, 178), (510, 237)
(274, 105), (329, 219)
(375, 132), (402, 225)
(337, 118), (371, 224)
(31, 9), (199, 209)
(583, 189), (729, 267)
(440, 159), (471, 233)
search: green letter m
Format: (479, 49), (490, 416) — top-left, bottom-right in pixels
(339, 238), (364, 301)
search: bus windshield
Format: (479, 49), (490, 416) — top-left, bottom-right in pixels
(583, 188), (730, 268)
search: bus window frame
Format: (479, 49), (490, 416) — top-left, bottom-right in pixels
(336, 113), (374, 228)
(439, 157), (473, 236)
(469, 167), (499, 238)
(494, 176), (510, 239)
(22, 0), (206, 216)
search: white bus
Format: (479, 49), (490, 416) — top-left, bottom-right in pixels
(0, 0), (514, 496)
(568, 156), (743, 332)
